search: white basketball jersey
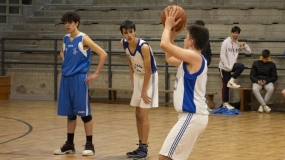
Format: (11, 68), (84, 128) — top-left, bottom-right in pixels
(173, 56), (209, 114)
(122, 38), (157, 75)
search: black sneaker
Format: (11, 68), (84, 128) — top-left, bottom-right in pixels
(126, 143), (140, 157)
(82, 141), (95, 156)
(132, 146), (148, 160)
(127, 148), (139, 157)
(53, 141), (75, 155)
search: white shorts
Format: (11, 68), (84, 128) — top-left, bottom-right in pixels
(130, 72), (159, 108)
(159, 113), (208, 160)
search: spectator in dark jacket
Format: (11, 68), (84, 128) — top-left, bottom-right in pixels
(194, 20), (212, 66)
(250, 49), (278, 113)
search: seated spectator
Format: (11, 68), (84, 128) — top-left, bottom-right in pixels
(250, 49), (278, 113)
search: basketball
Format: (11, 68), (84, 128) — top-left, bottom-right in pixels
(161, 5), (187, 31)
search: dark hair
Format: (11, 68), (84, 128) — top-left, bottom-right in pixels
(194, 20), (205, 26)
(61, 12), (80, 27)
(119, 20), (136, 34)
(262, 49), (270, 58)
(231, 26), (241, 33)
(187, 25), (209, 50)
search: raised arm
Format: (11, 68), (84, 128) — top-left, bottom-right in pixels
(160, 8), (201, 67)
(239, 42), (251, 55)
(164, 31), (182, 67)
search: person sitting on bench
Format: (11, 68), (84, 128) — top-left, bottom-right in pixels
(250, 49), (278, 113)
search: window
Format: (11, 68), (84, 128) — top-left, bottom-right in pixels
(9, 0), (19, 4)
(9, 7), (20, 14)
(1, 0), (32, 24)
(0, 6), (6, 13)
(22, 0), (32, 5)
(0, 15), (6, 23)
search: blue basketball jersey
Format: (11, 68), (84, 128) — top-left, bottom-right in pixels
(62, 32), (91, 76)
(173, 55), (208, 114)
(122, 38), (157, 74)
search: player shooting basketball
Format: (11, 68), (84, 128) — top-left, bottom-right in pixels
(159, 6), (210, 160)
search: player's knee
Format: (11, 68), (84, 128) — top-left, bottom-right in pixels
(81, 115), (92, 123)
(67, 115), (77, 121)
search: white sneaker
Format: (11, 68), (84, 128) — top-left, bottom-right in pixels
(82, 142), (95, 156)
(258, 106), (263, 113)
(227, 81), (241, 88)
(223, 102), (235, 110)
(264, 105), (271, 113)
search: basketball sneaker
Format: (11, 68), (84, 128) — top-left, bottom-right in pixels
(132, 145), (148, 160)
(82, 141), (95, 156)
(126, 148), (139, 158)
(227, 81), (241, 88)
(53, 141), (75, 155)
(258, 106), (263, 113)
(223, 102), (235, 110)
(127, 142), (142, 158)
(264, 105), (271, 113)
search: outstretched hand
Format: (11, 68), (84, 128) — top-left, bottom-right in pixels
(164, 7), (182, 30)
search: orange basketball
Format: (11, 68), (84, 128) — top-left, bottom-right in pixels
(161, 5), (187, 31)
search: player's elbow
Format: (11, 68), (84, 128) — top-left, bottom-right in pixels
(160, 41), (168, 51)
(100, 51), (108, 59)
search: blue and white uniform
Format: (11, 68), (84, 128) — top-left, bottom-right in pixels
(160, 55), (209, 160)
(58, 32), (91, 117)
(122, 38), (158, 108)
(173, 58), (208, 114)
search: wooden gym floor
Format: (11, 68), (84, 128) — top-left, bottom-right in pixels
(0, 100), (285, 160)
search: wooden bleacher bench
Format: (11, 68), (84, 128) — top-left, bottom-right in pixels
(88, 88), (217, 108)
(236, 87), (284, 111)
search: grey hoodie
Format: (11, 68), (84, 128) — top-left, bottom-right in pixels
(219, 37), (251, 71)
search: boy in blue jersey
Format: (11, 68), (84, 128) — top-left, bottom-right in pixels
(119, 20), (159, 160)
(53, 12), (107, 156)
(159, 8), (209, 160)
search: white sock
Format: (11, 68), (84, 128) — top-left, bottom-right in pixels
(229, 78), (235, 82)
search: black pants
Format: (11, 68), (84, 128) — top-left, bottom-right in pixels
(220, 63), (245, 102)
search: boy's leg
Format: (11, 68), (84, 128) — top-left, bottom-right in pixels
(136, 107), (149, 145)
(231, 63), (245, 79)
(72, 74), (94, 156)
(263, 83), (274, 113)
(220, 69), (234, 109)
(159, 113), (208, 160)
(221, 69), (231, 102)
(130, 107), (149, 159)
(264, 83), (274, 104)
(54, 76), (77, 155)
(82, 116), (94, 156)
(252, 83), (265, 106)
(227, 63), (244, 88)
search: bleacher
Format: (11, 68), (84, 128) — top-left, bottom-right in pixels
(1, 0), (285, 110)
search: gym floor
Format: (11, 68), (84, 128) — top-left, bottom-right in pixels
(0, 100), (284, 160)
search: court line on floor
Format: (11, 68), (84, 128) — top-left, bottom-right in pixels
(0, 116), (33, 144)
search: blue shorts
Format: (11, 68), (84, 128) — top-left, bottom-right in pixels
(58, 73), (91, 117)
